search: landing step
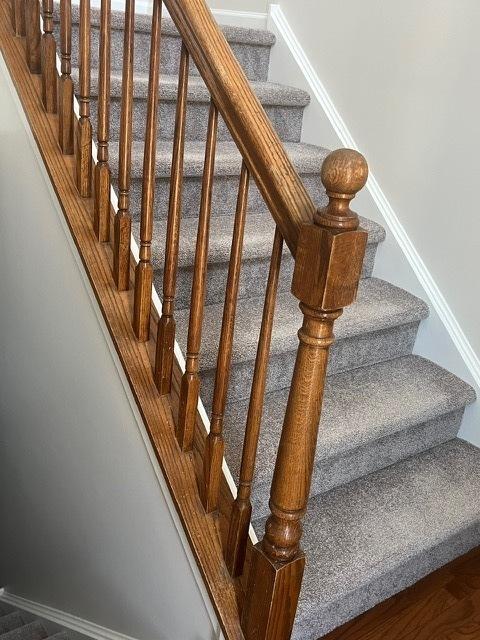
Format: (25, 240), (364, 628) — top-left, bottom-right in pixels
(252, 438), (480, 640)
(176, 277), (430, 405)
(224, 355), (475, 517)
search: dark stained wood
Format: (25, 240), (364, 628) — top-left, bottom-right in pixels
(25, 0), (40, 73)
(75, 0), (92, 197)
(322, 547), (480, 640)
(0, 12), (244, 638)
(13, 0), (25, 36)
(40, 0), (57, 112)
(176, 100), (218, 452)
(133, 0), (162, 342)
(93, 0), (111, 242)
(113, 0), (134, 291)
(154, 42), (189, 395)
(202, 162), (249, 514)
(242, 150), (369, 640)
(163, 0), (316, 255)
(58, 0), (73, 154)
(225, 226), (283, 577)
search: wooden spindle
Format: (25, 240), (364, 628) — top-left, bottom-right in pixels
(176, 100), (218, 452)
(13, 0), (25, 36)
(242, 150), (369, 640)
(75, 0), (92, 197)
(133, 0), (162, 341)
(58, 0), (74, 154)
(113, 0), (135, 292)
(93, 0), (111, 242)
(155, 43), (189, 395)
(202, 162), (249, 513)
(41, 0), (57, 112)
(225, 226), (283, 577)
(25, 0), (41, 73)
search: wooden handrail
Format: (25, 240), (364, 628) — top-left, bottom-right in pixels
(163, 0), (316, 256)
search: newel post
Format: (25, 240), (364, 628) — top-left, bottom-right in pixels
(241, 149), (368, 640)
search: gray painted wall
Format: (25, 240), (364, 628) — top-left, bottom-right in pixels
(0, 57), (220, 640)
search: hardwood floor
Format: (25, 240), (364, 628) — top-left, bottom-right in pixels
(321, 546), (480, 639)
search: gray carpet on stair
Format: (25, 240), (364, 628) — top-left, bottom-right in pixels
(252, 439), (480, 640)
(59, 4), (480, 638)
(0, 621), (47, 640)
(0, 613), (24, 635)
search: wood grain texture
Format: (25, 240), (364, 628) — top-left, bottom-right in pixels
(113, 0), (134, 291)
(322, 546), (480, 640)
(0, 10), (243, 638)
(93, 0), (111, 242)
(58, 0), (73, 154)
(202, 162), (249, 514)
(13, 0), (25, 36)
(25, 0), (40, 73)
(243, 150), (369, 640)
(154, 42), (189, 396)
(75, 0), (92, 196)
(40, 0), (57, 112)
(163, 0), (315, 256)
(176, 100), (218, 452)
(133, 0), (162, 342)
(225, 227), (283, 578)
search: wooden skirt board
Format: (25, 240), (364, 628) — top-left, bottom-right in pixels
(0, 4), (245, 637)
(321, 545), (480, 640)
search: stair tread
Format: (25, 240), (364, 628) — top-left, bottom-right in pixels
(0, 620), (47, 640)
(56, 3), (276, 46)
(254, 439), (480, 639)
(175, 277), (429, 371)
(109, 140), (331, 178)
(133, 212), (385, 270)
(0, 612), (24, 635)
(74, 67), (310, 106)
(223, 355), (476, 490)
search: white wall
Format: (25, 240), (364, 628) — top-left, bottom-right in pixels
(208, 0), (268, 12)
(0, 58), (219, 640)
(274, 0), (480, 359)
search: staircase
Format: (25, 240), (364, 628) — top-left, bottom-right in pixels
(0, 603), (73, 640)
(60, 6), (480, 639)
(3, 0), (480, 638)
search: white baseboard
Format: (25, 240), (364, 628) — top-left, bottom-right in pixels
(211, 9), (268, 29)
(267, 4), (480, 445)
(0, 592), (139, 640)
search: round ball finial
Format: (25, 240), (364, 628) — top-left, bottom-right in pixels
(321, 149), (368, 197)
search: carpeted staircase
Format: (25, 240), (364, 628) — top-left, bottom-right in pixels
(0, 603), (72, 640)
(57, 6), (480, 639)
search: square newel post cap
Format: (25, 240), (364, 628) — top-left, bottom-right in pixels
(292, 149), (369, 310)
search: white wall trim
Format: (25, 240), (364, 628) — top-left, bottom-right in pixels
(0, 592), (140, 640)
(267, 3), (480, 396)
(211, 8), (268, 29)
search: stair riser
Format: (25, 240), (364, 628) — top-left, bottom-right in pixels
(88, 97), (305, 143)
(118, 173), (328, 220)
(198, 321), (421, 408)
(61, 24), (271, 82)
(290, 521), (480, 640)
(249, 408), (466, 520)
(153, 242), (378, 309)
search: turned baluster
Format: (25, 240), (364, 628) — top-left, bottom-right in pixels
(225, 226), (283, 577)
(58, 0), (74, 154)
(202, 162), (249, 513)
(93, 0), (111, 242)
(155, 43), (189, 395)
(176, 100), (218, 452)
(25, 0), (41, 73)
(75, 0), (92, 197)
(12, 0), (25, 36)
(242, 149), (369, 640)
(41, 0), (57, 112)
(133, 0), (162, 341)
(113, 0), (135, 291)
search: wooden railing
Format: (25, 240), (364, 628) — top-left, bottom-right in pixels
(9, 0), (369, 637)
